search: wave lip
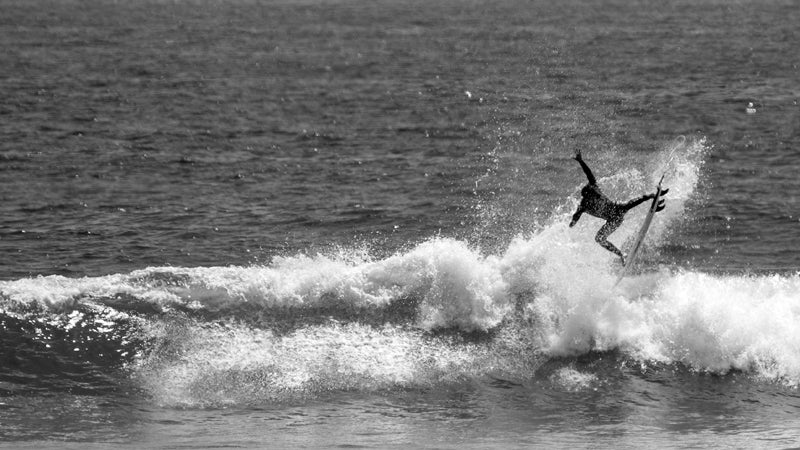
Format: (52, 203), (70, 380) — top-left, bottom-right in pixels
(1, 238), (513, 333)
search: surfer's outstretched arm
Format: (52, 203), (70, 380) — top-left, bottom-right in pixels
(574, 151), (597, 185)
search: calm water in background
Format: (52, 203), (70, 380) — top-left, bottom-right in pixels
(1, 0), (799, 447)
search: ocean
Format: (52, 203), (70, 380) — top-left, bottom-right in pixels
(1, 0), (799, 447)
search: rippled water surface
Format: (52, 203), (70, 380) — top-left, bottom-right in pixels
(1, 0), (799, 447)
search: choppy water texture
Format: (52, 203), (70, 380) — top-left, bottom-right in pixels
(1, 0), (799, 448)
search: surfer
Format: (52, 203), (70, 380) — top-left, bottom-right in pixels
(569, 150), (668, 264)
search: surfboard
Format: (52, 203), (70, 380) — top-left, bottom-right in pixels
(615, 175), (665, 284)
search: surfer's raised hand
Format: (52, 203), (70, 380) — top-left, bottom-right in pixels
(573, 150), (583, 161)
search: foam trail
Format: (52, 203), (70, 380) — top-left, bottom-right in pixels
(134, 321), (497, 407)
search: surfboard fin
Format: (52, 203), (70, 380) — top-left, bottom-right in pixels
(656, 200), (666, 212)
(660, 188), (669, 196)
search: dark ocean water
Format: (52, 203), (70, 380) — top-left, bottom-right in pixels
(1, 0), (799, 447)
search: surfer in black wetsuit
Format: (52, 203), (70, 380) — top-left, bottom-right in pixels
(569, 150), (668, 264)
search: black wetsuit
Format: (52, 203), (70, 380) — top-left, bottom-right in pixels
(569, 154), (665, 263)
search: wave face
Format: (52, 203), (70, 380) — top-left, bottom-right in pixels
(3, 138), (799, 407)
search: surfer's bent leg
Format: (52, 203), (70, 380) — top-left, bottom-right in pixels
(595, 217), (625, 263)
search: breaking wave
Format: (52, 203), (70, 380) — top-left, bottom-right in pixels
(3, 137), (800, 406)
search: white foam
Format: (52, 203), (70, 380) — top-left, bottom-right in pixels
(134, 321), (490, 407)
(370, 238), (511, 330)
(549, 366), (599, 391)
(653, 271), (800, 382)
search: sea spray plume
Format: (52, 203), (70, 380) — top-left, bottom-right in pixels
(645, 136), (708, 247)
(549, 137), (709, 269)
(495, 137), (713, 356)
